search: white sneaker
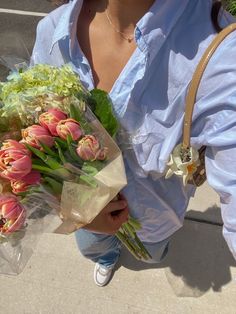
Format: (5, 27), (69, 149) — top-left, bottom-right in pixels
(93, 263), (114, 287)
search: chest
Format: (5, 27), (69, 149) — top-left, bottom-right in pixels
(77, 15), (136, 93)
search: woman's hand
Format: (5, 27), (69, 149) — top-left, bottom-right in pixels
(84, 197), (129, 235)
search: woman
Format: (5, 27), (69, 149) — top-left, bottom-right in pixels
(32, 0), (236, 286)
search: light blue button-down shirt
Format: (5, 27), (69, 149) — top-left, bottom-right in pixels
(31, 0), (236, 259)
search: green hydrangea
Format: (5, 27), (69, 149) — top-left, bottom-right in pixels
(0, 64), (87, 126)
(0, 64), (85, 99)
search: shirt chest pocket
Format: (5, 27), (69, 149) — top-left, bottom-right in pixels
(117, 118), (171, 177)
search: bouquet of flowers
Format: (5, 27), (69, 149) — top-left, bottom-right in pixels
(0, 64), (151, 274)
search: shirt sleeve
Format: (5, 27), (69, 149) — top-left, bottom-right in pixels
(193, 31), (236, 260)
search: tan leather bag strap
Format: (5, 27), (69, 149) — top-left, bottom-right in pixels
(183, 23), (236, 149)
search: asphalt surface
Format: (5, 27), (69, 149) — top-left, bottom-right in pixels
(0, 0), (54, 79)
(0, 0), (53, 12)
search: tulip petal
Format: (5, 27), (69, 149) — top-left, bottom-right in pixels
(6, 209), (26, 233)
(0, 194), (26, 234)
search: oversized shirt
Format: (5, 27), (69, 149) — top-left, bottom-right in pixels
(31, 0), (236, 260)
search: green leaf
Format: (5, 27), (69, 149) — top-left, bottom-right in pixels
(70, 102), (82, 123)
(39, 141), (58, 158)
(31, 158), (47, 166)
(26, 144), (63, 170)
(84, 160), (104, 172)
(79, 163), (99, 188)
(52, 168), (74, 180)
(44, 177), (63, 195)
(32, 164), (55, 174)
(227, 0), (236, 15)
(89, 89), (119, 137)
(54, 137), (67, 150)
(81, 163), (99, 176)
(26, 144), (47, 160)
(55, 141), (66, 164)
(66, 134), (83, 164)
(32, 164), (73, 181)
(69, 102), (92, 133)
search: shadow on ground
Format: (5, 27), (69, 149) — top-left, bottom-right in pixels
(186, 204), (222, 224)
(117, 207), (236, 297)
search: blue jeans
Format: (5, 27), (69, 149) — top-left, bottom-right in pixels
(75, 229), (170, 267)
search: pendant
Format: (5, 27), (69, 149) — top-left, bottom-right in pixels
(127, 37), (134, 43)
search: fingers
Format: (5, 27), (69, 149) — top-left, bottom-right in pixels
(83, 198), (129, 235)
(104, 199), (127, 213)
(117, 193), (126, 201)
(112, 207), (129, 222)
(108, 207), (129, 232)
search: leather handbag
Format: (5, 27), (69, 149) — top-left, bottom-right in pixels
(182, 23), (236, 186)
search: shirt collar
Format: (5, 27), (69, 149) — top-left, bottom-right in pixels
(50, 0), (83, 53)
(50, 0), (190, 57)
(136, 0), (190, 55)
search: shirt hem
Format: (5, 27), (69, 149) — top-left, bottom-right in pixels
(138, 223), (183, 244)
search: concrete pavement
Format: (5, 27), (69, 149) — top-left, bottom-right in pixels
(0, 184), (235, 314)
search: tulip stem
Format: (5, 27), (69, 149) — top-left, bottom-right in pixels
(116, 217), (152, 261)
(55, 141), (66, 164)
(116, 231), (142, 260)
(134, 234), (152, 259)
(66, 135), (83, 164)
(122, 223), (135, 239)
(32, 164), (55, 174)
(44, 177), (63, 195)
(39, 141), (58, 158)
(127, 216), (141, 230)
(54, 137), (67, 150)
(26, 144), (63, 170)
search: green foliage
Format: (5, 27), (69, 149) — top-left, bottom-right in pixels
(225, 0), (236, 15)
(44, 177), (63, 195)
(0, 64), (86, 126)
(89, 89), (119, 137)
(70, 101), (92, 133)
(0, 64), (84, 102)
(79, 163), (99, 187)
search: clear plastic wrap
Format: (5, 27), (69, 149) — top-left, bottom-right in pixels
(0, 194), (56, 275)
(0, 61), (151, 274)
(0, 61), (129, 274)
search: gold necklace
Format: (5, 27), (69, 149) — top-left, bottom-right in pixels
(105, 10), (134, 43)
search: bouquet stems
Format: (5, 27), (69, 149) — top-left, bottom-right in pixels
(116, 216), (152, 260)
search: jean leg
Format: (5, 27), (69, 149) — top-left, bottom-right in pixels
(75, 229), (121, 267)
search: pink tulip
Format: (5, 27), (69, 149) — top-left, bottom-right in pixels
(11, 170), (41, 194)
(0, 140), (32, 181)
(0, 194), (26, 234)
(76, 135), (108, 161)
(39, 108), (67, 136)
(22, 125), (54, 149)
(56, 118), (83, 141)
(1, 139), (29, 152)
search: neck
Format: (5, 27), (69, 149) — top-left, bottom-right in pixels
(107, 0), (155, 23)
(85, 0), (155, 31)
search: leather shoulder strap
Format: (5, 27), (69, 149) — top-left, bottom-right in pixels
(182, 23), (236, 149)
